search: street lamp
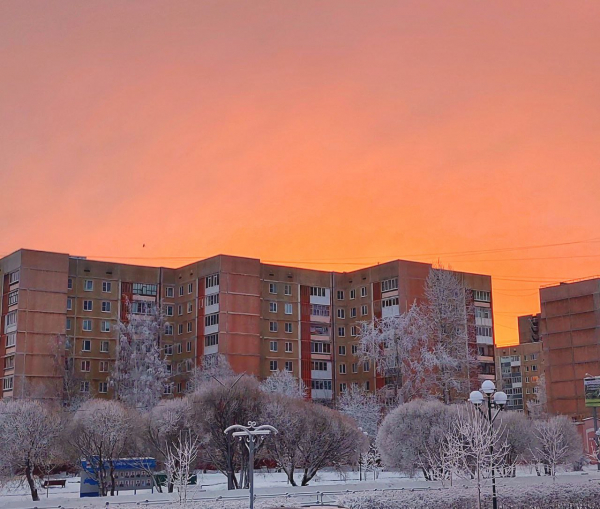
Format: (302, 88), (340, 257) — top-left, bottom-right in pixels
(357, 428), (368, 481)
(224, 421), (278, 509)
(468, 380), (507, 509)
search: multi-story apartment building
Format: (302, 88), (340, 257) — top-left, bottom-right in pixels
(540, 278), (600, 420)
(0, 249), (496, 403)
(496, 314), (542, 413)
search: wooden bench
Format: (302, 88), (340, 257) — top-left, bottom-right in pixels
(42, 479), (67, 488)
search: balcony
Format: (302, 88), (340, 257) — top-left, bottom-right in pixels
(477, 355), (494, 364)
(311, 389), (333, 400)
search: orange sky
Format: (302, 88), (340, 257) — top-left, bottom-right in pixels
(1, 1), (600, 346)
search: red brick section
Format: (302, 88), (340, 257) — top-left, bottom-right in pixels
(120, 282), (133, 323)
(300, 285), (312, 399)
(0, 274), (8, 399)
(373, 281), (385, 390)
(197, 277), (206, 364)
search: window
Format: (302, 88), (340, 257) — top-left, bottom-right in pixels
(187, 322), (193, 333)
(82, 320), (92, 332)
(311, 342), (331, 354)
(83, 300), (93, 311)
(66, 318), (72, 331)
(269, 321), (278, 332)
(101, 321), (110, 333)
(285, 342), (293, 353)
(65, 297), (72, 310)
(98, 382), (108, 394)
(285, 322), (293, 333)
(351, 344), (358, 355)
(177, 382), (183, 393)
(5, 311), (16, 328)
(205, 334), (219, 347)
(338, 345), (346, 355)
(340, 383), (347, 392)
(165, 324), (173, 335)
(350, 307), (356, 318)
(179, 286), (184, 296)
(310, 304), (330, 317)
(166, 364), (172, 374)
(310, 287), (327, 297)
(270, 360), (278, 371)
(82, 339), (91, 351)
(352, 363), (358, 373)
(339, 364), (347, 374)
(311, 361), (329, 371)
(365, 381), (370, 391)
(351, 326), (358, 337)
(530, 353), (537, 360)
(337, 308), (345, 319)
(205, 313), (219, 327)
(178, 324), (183, 335)
(475, 307), (492, 319)
(474, 290), (491, 302)
(131, 301), (154, 315)
(4, 356), (14, 370)
(163, 384), (173, 395)
(81, 360), (91, 372)
(102, 281), (112, 293)
(532, 365), (538, 372)
(284, 284), (292, 296)
(8, 290), (18, 307)
(166, 287), (174, 298)
(337, 290), (344, 300)
(311, 380), (332, 390)
(381, 277), (398, 292)
(206, 294), (219, 306)
(269, 283), (277, 294)
(165, 305), (173, 316)
(270, 341), (278, 352)
(67, 278), (73, 290)
(80, 381), (90, 393)
(350, 289), (356, 300)
(188, 283), (193, 294)
(269, 302), (277, 313)
(361, 286), (367, 297)
(361, 305), (368, 316)
(338, 327), (346, 337)
(84, 280), (93, 291)
(187, 341), (192, 353)
(382, 297), (399, 308)
(310, 324), (330, 336)
(187, 302), (193, 313)
(132, 283), (157, 296)
(206, 273), (219, 288)
(5, 333), (16, 348)
(164, 344), (174, 356)
(363, 361), (370, 372)
(177, 343), (183, 354)
(101, 301), (111, 313)
(476, 326), (492, 337)
(525, 376), (530, 383)
(285, 303), (293, 315)
(178, 305), (183, 316)
(3, 376), (14, 391)
(97, 340), (108, 353)
(285, 361), (293, 372)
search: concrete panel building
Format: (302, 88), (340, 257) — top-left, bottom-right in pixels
(0, 249), (496, 404)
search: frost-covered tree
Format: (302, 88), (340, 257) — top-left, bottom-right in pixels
(165, 430), (199, 503)
(66, 399), (132, 496)
(51, 334), (90, 409)
(496, 411), (534, 476)
(110, 300), (171, 411)
(260, 369), (307, 399)
(188, 354), (235, 392)
(337, 386), (380, 437)
(526, 373), (548, 419)
(531, 415), (582, 478)
(0, 400), (62, 501)
(358, 304), (428, 403)
(376, 399), (454, 479)
(420, 268), (477, 404)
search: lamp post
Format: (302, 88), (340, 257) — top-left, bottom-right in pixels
(357, 428), (368, 481)
(468, 380), (507, 509)
(224, 421), (278, 509)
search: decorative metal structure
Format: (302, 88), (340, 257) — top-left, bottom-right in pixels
(469, 379), (508, 509)
(224, 421), (278, 509)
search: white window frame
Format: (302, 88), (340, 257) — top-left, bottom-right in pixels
(269, 360), (278, 371)
(269, 283), (277, 294)
(82, 320), (92, 332)
(285, 322), (293, 333)
(285, 342), (293, 353)
(84, 280), (93, 291)
(270, 341), (278, 352)
(269, 302), (277, 313)
(82, 339), (91, 351)
(102, 281), (112, 293)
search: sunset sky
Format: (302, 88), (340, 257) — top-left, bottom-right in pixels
(1, 1), (600, 346)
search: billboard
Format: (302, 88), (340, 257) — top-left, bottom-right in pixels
(584, 377), (600, 407)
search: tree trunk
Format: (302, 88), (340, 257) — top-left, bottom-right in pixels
(284, 465), (297, 486)
(109, 461), (116, 496)
(25, 461), (40, 502)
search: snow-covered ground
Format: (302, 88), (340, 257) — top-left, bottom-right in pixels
(3, 467), (600, 509)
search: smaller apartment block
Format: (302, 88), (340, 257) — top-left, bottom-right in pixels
(496, 314), (542, 413)
(540, 278), (600, 419)
(0, 249), (497, 403)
